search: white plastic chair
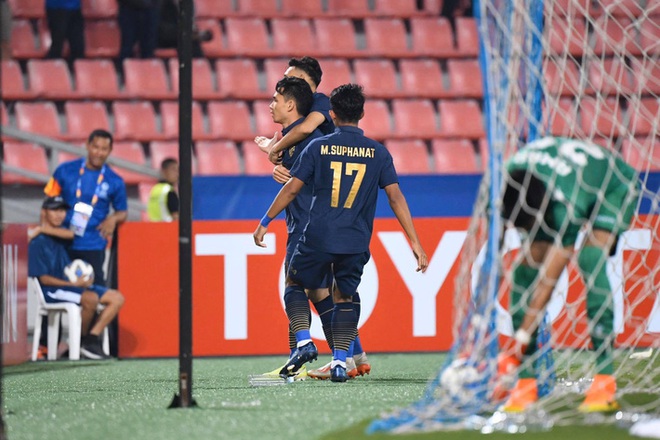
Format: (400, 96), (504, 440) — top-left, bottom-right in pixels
(29, 277), (109, 361)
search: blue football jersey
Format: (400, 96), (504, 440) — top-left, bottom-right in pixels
(311, 92), (335, 135)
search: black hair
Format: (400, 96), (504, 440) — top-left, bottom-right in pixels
(275, 76), (314, 117)
(87, 128), (113, 147)
(288, 56), (323, 87)
(160, 157), (178, 170)
(501, 169), (547, 230)
(329, 84), (365, 124)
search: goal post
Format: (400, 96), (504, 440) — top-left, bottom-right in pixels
(369, 0), (659, 433)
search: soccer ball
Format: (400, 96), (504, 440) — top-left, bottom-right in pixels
(439, 358), (482, 402)
(64, 259), (95, 283)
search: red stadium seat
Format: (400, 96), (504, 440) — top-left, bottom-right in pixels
(587, 57), (634, 96)
(628, 98), (659, 137)
(207, 101), (254, 141)
(263, 58), (290, 92)
(410, 17), (455, 57)
(630, 57), (660, 95)
(621, 137), (660, 171)
(7, 0), (44, 18)
(597, 0), (645, 18)
(313, 18), (360, 57)
(10, 20), (47, 59)
(196, 18), (227, 58)
(544, 58), (580, 97)
(384, 140), (432, 174)
(353, 59), (399, 99)
(168, 58), (220, 100)
(2, 142), (49, 184)
(123, 59), (175, 100)
(74, 59), (123, 100)
(160, 101), (209, 141)
(27, 59), (77, 100)
(580, 97), (624, 138)
(63, 101), (110, 141)
(253, 99), (280, 138)
(592, 16), (640, 56)
(149, 141), (197, 173)
(544, 98), (580, 137)
(438, 100), (485, 139)
(81, 0), (118, 18)
(271, 18), (317, 57)
(195, 0), (237, 18)
(455, 17), (479, 57)
(281, 0), (324, 18)
(85, 20), (120, 58)
(1, 59), (36, 100)
(446, 59), (483, 98)
(237, 0), (282, 17)
(391, 99), (438, 139)
(316, 58), (352, 95)
(224, 17), (272, 57)
(1, 103), (8, 126)
(364, 18), (409, 58)
(15, 101), (62, 138)
(399, 59), (446, 99)
(546, 0), (592, 18)
(196, 141), (242, 176)
(373, 0), (422, 17)
(112, 101), (164, 142)
(111, 142), (153, 185)
(326, 0), (371, 17)
(547, 17), (587, 57)
(216, 59), (266, 99)
(242, 142), (275, 175)
(359, 99), (393, 141)
(640, 15), (660, 56)
(432, 139), (481, 174)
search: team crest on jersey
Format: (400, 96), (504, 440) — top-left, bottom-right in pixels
(99, 182), (110, 199)
(288, 145), (296, 156)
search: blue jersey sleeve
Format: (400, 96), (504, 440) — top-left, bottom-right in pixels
(28, 236), (56, 278)
(311, 93), (335, 135)
(290, 141), (318, 186)
(379, 150), (399, 188)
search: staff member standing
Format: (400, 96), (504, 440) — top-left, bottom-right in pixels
(147, 157), (179, 222)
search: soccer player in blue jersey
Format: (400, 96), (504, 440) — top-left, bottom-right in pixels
(44, 129), (128, 285)
(254, 84), (429, 382)
(28, 196), (125, 359)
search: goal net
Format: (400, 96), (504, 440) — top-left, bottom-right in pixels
(370, 0), (659, 433)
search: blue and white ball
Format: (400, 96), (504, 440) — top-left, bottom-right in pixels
(64, 259), (95, 283)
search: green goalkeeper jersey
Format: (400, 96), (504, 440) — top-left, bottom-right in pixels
(506, 137), (639, 246)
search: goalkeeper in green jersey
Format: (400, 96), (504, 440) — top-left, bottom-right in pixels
(499, 136), (640, 413)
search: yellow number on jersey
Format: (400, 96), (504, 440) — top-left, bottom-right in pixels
(330, 161), (366, 208)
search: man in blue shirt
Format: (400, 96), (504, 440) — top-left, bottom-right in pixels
(45, 129), (128, 286)
(254, 84), (429, 382)
(28, 196), (125, 359)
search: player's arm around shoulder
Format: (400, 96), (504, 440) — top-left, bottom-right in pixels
(384, 183), (428, 273)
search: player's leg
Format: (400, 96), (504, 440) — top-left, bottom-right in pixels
(307, 286), (335, 380)
(351, 291), (371, 377)
(82, 287), (123, 360)
(80, 290), (99, 336)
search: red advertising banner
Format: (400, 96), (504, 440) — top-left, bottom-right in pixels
(2, 224), (29, 366)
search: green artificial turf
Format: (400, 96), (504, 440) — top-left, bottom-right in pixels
(2, 354), (645, 440)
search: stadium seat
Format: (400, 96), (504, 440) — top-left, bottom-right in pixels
(372, 0), (422, 17)
(84, 20), (120, 58)
(112, 101), (165, 142)
(545, 58), (580, 97)
(196, 141), (242, 176)
(1, 59), (36, 100)
(253, 99), (280, 138)
(27, 59), (77, 100)
(15, 101), (62, 138)
(597, 0), (644, 18)
(587, 57), (634, 96)
(630, 56), (660, 95)
(455, 17), (479, 57)
(316, 58), (352, 95)
(437, 100), (485, 139)
(359, 99), (393, 141)
(281, 0), (324, 17)
(263, 58), (290, 91)
(547, 17), (587, 57)
(580, 97), (624, 138)
(74, 59), (123, 100)
(432, 139), (481, 174)
(592, 16), (640, 56)
(149, 141), (197, 173)
(195, 18), (227, 58)
(399, 59), (446, 99)
(216, 59), (266, 99)
(640, 15), (660, 56)
(242, 142), (275, 175)
(1, 103), (8, 126)
(207, 101), (255, 141)
(7, 0), (44, 18)
(628, 98), (659, 137)
(63, 101), (110, 141)
(168, 58), (220, 100)
(621, 137), (660, 171)
(546, 0), (592, 18)
(446, 59), (483, 98)
(353, 59), (400, 99)
(237, 0), (282, 17)
(224, 17), (272, 57)
(2, 142), (49, 184)
(364, 18), (409, 58)
(111, 141), (153, 185)
(81, 0), (118, 18)
(544, 98), (579, 137)
(10, 20), (47, 59)
(160, 101), (210, 141)
(410, 17), (455, 57)
(313, 18), (360, 57)
(392, 99), (438, 139)
(271, 18), (317, 57)
(326, 0), (371, 17)
(123, 59), (175, 100)
(384, 140), (432, 174)
(194, 0), (237, 18)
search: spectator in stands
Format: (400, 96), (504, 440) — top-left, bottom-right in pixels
(0, 0), (11, 59)
(45, 0), (86, 62)
(147, 157), (179, 222)
(118, 0), (162, 62)
(157, 0), (212, 58)
(44, 129), (128, 287)
(28, 195), (125, 360)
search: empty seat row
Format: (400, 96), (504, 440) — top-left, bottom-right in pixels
(547, 0), (659, 20)
(8, 0), (441, 20)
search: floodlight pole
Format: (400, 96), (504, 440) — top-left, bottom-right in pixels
(169, 0), (196, 409)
